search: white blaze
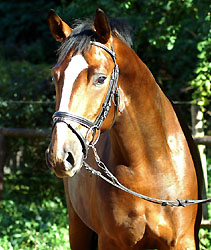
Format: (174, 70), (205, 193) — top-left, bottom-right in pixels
(59, 54), (88, 111)
(56, 54), (88, 162)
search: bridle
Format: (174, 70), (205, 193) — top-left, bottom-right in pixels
(51, 41), (211, 207)
(52, 41), (120, 158)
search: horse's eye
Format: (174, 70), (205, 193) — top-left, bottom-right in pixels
(94, 75), (107, 85)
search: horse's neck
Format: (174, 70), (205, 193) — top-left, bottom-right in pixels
(111, 45), (186, 174)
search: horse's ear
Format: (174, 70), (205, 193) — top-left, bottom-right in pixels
(48, 9), (72, 42)
(94, 9), (111, 44)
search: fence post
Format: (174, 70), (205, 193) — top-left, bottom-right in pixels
(191, 104), (208, 219)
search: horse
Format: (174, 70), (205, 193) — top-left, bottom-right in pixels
(46, 8), (202, 250)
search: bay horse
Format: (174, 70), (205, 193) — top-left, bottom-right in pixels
(46, 9), (202, 249)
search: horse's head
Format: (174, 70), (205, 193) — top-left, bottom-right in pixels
(46, 9), (122, 178)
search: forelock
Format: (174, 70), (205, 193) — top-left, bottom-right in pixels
(57, 18), (132, 64)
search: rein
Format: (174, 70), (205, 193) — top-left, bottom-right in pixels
(84, 145), (211, 207)
(52, 41), (211, 208)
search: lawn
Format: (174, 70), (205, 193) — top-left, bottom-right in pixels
(0, 170), (70, 250)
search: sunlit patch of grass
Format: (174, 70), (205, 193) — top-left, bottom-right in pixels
(0, 171), (70, 250)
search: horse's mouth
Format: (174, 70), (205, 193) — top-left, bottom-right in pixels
(45, 150), (83, 178)
(53, 166), (77, 178)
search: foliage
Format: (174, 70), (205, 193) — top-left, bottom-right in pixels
(199, 228), (211, 250)
(0, 0), (58, 64)
(0, 164), (210, 249)
(199, 157), (211, 250)
(0, 58), (54, 128)
(190, 28), (211, 106)
(51, 0), (211, 106)
(0, 0), (210, 106)
(0, 170), (69, 250)
(0, 58), (54, 172)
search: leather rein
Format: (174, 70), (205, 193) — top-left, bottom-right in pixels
(52, 41), (211, 207)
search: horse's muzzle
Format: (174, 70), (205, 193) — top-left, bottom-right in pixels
(45, 146), (83, 178)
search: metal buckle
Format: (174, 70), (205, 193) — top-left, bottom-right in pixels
(85, 125), (101, 146)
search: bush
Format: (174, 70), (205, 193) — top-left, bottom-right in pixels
(0, 58), (55, 173)
(0, 58), (54, 128)
(0, 0), (58, 64)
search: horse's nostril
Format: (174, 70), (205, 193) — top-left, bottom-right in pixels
(66, 152), (74, 166)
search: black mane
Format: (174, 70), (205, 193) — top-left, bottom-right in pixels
(57, 18), (132, 63)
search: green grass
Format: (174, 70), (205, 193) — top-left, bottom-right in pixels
(199, 158), (211, 250)
(200, 226), (211, 250)
(0, 170), (70, 250)
(0, 168), (210, 250)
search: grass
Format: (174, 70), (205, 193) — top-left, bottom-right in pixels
(199, 158), (211, 250)
(0, 167), (210, 249)
(0, 170), (70, 250)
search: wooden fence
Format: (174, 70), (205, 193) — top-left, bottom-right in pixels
(0, 104), (210, 228)
(0, 127), (210, 227)
(0, 128), (51, 200)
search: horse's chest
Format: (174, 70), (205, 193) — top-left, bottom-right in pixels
(96, 188), (146, 238)
(98, 195), (174, 247)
